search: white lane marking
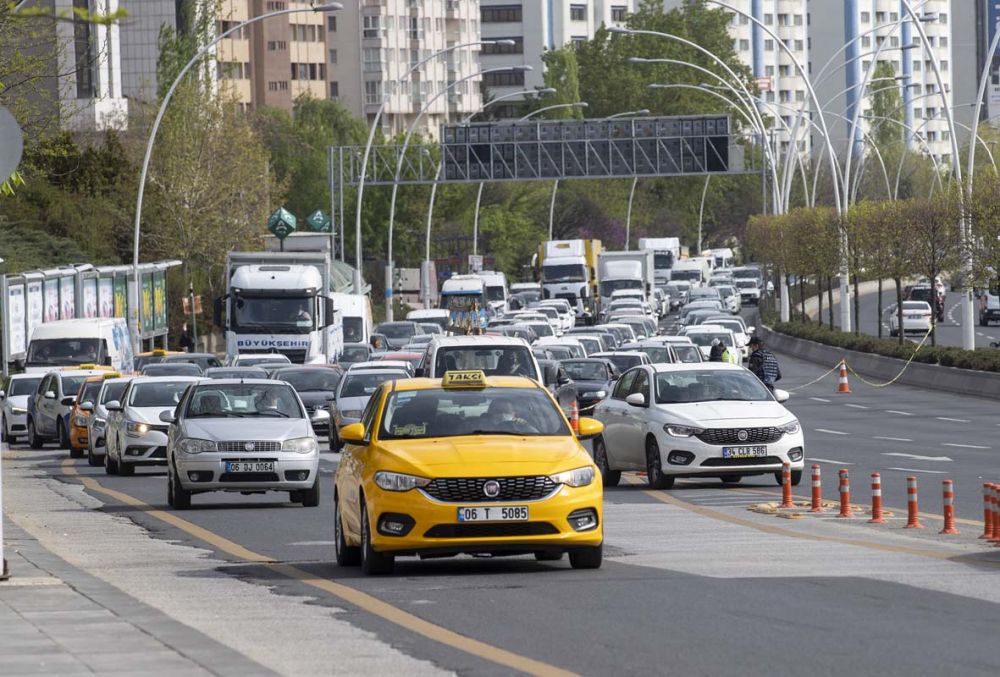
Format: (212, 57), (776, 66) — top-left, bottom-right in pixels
(886, 410), (913, 416)
(977, 332), (985, 337)
(886, 467), (949, 474)
(883, 452), (952, 461)
(814, 428), (849, 435)
(873, 436), (914, 442)
(809, 397), (831, 403)
(844, 404), (869, 409)
(989, 336), (998, 341)
(941, 443), (991, 450)
(936, 417), (971, 423)
(810, 458), (854, 465)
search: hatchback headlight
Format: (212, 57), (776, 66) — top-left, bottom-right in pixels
(341, 409), (363, 419)
(11, 406), (26, 415)
(176, 438), (217, 454)
(126, 421), (149, 437)
(374, 471), (431, 492)
(664, 424), (705, 438)
(282, 437), (318, 454)
(74, 414), (88, 427)
(581, 390), (607, 399)
(548, 466), (595, 488)
(778, 420), (801, 435)
(93, 417), (106, 429)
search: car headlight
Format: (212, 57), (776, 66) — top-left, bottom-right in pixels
(176, 438), (217, 454)
(374, 471), (431, 492)
(548, 466), (595, 488)
(282, 437), (318, 454)
(11, 407), (26, 415)
(341, 409), (363, 419)
(311, 409), (330, 419)
(778, 420), (801, 435)
(74, 414), (88, 427)
(664, 424), (705, 438)
(581, 390), (607, 399)
(93, 417), (106, 428)
(126, 421), (149, 437)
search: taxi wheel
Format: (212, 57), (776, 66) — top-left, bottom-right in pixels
(645, 437), (674, 490)
(360, 501), (394, 575)
(334, 493), (361, 566)
(301, 478), (321, 508)
(592, 436), (620, 487)
(569, 543), (603, 570)
(27, 419), (43, 450)
(58, 422), (70, 450)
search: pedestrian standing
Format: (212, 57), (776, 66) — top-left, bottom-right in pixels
(179, 323), (195, 353)
(708, 339), (726, 362)
(747, 336), (781, 390)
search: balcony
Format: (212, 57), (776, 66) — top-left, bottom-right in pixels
(446, 0), (460, 18)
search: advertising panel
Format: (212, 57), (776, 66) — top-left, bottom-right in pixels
(114, 276), (127, 318)
(59, 276), (75, 319)
(153, 271), (167, 331)
(99, 278), (114, 318)
(141, 273), (153, 335)
(43, 279), (59, 322)
(82, 279), (98, 319)
(7, 284), (26, 356)
(27, 281), (42, 342)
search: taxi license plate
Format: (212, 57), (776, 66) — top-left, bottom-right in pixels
(457, 506), (529, 522)
(722, 446), (768, 459)
(226, 461), (275, 473)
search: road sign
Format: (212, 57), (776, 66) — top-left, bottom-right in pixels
(755, 76), (773, 93)
(268, 207), (297, 240)
(468, 254), (483, 273)
(306, 209), (331, 233)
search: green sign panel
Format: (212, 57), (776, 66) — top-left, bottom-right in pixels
(154, 271), (167, 330)
(268, 207), (297, 240)
(114, 276), (127, 318)
(306, 209), (331, 233)
(141, 273), (153, 335)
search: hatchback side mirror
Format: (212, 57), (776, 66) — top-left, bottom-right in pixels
(339, 422), (365, 444)
(159, 410), (175, 424)
(625, 392), (646, 407)
(44, 390), (56, 400)
(79, 402), (94, 412)
(773, 389), (790, 403)
(105, 400), (122, 412)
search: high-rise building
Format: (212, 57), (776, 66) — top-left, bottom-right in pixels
(118, 0), (178, 102)
(478, 0), (635, 113)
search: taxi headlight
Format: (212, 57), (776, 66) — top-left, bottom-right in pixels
(664, 424), (705, 438)
(374, 471), (431, 492)
(11, 407), (26, 415)
(126, 421), (149, 437)
(548, 466), (595, 488)
(282, 437), (318, 454)
(73, 414), (88, 427)
(778, 420), (801, 435)
(177, 438), (217, 454)
(581, 390), (607, 399)
(341, 409), (363, 419)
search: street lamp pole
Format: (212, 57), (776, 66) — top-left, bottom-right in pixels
(130, 3), (343, 352)
(603, 108), (650, 249)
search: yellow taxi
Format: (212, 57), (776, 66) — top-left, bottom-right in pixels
(69, 372), (121, 459)
(333, 370), (605, 575)
(133, 349), (183, 372)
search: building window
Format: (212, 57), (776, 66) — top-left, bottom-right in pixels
(764, 13), (773, 25)
(484, 71), (525, 87)
(364, 80), (383, 105)
(408, 17), (423, 39)
(860, 11), (870, 23)
(764, 39), (774, 52)
(266, 1), (285, 10)
(611, 5), (627, 22)
(73, 0), (95, 98)
(363, 48), (384, 72)
(779, 65), (790, 76)
(268, 81), (289, 92)
(862, 36), (870, 47)
(329, 49), (337, 63)
(363, 16), (383, 39)
(329, 82), (339, 98)
(941, 60), (949, 71)
(778, 13), (788, 26)
(913, 59), (921, 71)
(940, 37), (948, 48)
(794, 40), (803, 51)
(267, 40), (287, 51)
(570, 4), (586, 21)
(794, 14), (803, 26)
(739, 39), (749, 51)
(328, 16), (337, 31)
(875, 11), (885, 23)
(571, 36), (587, 45)
(890, 36), (899, 47)
(482, 38), (524, 55)
(764, 65), (774, 76)
(795, 90), (805, 102)
(481, 5), (522, 23)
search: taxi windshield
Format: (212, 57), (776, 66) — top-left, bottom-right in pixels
(379, 387), (570, 439)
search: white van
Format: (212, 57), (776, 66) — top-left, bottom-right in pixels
(479, 270), (509, 314)
(417, 336), (542, 382)
(331, 292), (373, 345)
(25, 319), (135, 374)
(406, 308), (450, 333)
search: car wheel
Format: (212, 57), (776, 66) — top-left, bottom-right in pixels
(569, 543), (603, 570)
(720, 475), (742, 484)
(87, 444), (100, 467)
(301, 477), (321, 508)
(334, 492), (361, 567)
(645, 437), (674, 490)
(170, 465), (191, 510)
(592, 436), (621, 487)
(534, 551), (563, 562)
(3, 421), (15, 445)
(330, 425), (341, 452)
(26, 419), (43, 450)
(104, 442), (119, 475)
(791, 470), (802, 486)
(166, 471), (175, 507)
(58, 420), (70, 451)
(360, 500), (394, 575)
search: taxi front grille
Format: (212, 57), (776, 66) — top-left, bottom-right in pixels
(423, 523), (559, 538)
(217, 441), (282, 453)
(695, 427), (783, 445)
(422, 476), (557, 503)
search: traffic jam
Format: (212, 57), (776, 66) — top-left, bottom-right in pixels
(3, 240), (790, 575)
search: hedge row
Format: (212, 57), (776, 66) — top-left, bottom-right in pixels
(771, 322), (1000, 373)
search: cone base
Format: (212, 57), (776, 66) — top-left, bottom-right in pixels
(903, 523), (925, 529)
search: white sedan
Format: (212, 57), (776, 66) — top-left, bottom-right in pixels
(679, 325), (739, 360)
(591, 363), (804, 489)
(889, 301), (933, 337)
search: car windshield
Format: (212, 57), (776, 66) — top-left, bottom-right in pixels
(78, 381), (102, 405)
(9, 377), (42, 396)
(341, 372), (407, 398)
(486, 286), (505, 302)
(379, 387), (569, 439)
(601, 279), (642, 296)
(563, 361), (609, 381)
(712, 321), (745, 334)
(637, 347), (673, 364)
(340, 346), (371, 363)
(205, 368), (268, 380)
(908, 287), (934, 302)
(142, 364), (203, 377)
(656, 370), (772, 403)
(542, 264), (586, 283)
(604, 354), (642, 371)
(735, 280), (757, 289)
(185, 383), (302, 418)
(62, 375), (91, 396)
(130, 381), (191, 408)
(670, 270), (701, 282)
(687, 333), (733, 348)
(238, 356), (290, 367)
(434, 346), (535, 378)
(903, 302), (930, 311)
(27, 338), (102, 367)
(164, 355), (221, 370)
(673, 345), (703, 363)
(100, 381), (129, 404)
(654, 253), (673, 269)
(377, 323), (417, 339)
(343, 317), (365, 342)
(277, 369), (342, 392)
(232, 296), (314, 331)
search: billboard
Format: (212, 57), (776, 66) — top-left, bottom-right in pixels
(153, 271), (167, 331)
(141, 273), (153, 335)
(7, 284), (25, 356)
(26, 281), (42, 342)
(99, 278), (114, 318)
(59, 276), (74, 319)
(82, 278), (97, 319)
(43, 279), (59, 322)
(114, 276), (127, 318)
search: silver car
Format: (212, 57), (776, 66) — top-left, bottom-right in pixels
(164, 379), (320, 509)
(327, 368), (409, 451)
(1, 373), (44, 443)
(83, 376), (133, 467)
(105, 377), (202, 476)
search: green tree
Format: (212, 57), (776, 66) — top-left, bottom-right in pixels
(869, 61), (905, 153)
(537, 46), (583, 118)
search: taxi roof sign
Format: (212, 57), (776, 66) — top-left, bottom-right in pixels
(441, 370), (489, 388)
(102, 372), (122, 380)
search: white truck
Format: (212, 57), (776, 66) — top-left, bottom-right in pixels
(538, 240), (601, 325)
(478, 270), (509, 315)
(670, 258), (712, 287)
(638, 237), (681, 286)
(597, 251), (654, 314)
(216, 252), (343, 365)
(439, 274), (489, 333)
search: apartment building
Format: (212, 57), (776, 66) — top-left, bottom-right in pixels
(478, 0), (635, 110)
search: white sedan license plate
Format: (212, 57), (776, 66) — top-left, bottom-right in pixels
(722, 446), (768, 459)
(457, 506), (529, 522)
(226, 461), (275, 473)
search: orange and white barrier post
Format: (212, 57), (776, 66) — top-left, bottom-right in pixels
(991, 485), (1000, 545)
(868, 473), (886, 524)
(836, 360), (851, 394)
(837, 469), (853, 518)
(904, 476), (924, 529)
(939, 480), (960, 535)
(809, 465), (824, 513)
(569, 401), (579, 433)
(780, 463), (794, 508)
(980, 483), (994, 540)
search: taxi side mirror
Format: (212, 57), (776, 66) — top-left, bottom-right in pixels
(339, 422), (365, 444)
(576, 417), (603, 441)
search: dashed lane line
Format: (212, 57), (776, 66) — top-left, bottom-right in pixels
(886, 410), (914, 416)
(814, 428), (849, 435)
(58, 461), (580, 677)
(941, 443), (991, 450)
(885, 467), (949, 474)
(873, 436), (914, 442)
(809, 397), (831, 403)
(936, 417), (971, 423)
(810, 458), (854, 465)
(844, 404), (869, 410)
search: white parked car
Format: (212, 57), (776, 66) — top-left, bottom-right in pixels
(679, 326), (739, 360)
(889, 301), (933, 337)
(592, 363), (803, 488)
(1, 373), (44, 443)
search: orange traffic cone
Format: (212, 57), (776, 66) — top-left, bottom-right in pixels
(836, 360), (851, 394)
(570, 401), (579, 433)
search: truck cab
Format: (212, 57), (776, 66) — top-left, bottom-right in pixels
(538, 240), (601, 325)
(439, 275), (489, 334)
(478, 270), (509, 315)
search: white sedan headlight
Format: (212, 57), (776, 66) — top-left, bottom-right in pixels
(664, 424), (705, 438)
(11, 406), (26, 415)
(374, 471), (431, 492)
(548, 466), (595, 488)
(176, 438), (217, 454)
(126, 421), (149, 437)
(92, 417), (106, 429)
(282, 437), (318, 454)
(340, 409), (363, 419)
(778, 420), (801, 435)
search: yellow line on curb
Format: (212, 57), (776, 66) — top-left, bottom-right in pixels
(60, 460), (579, 677)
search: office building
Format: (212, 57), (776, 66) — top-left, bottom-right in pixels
(118, 0), (178, 102)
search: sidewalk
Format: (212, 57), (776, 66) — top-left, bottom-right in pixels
(0, 519), (275, 677)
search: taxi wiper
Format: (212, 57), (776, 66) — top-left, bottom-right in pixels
(467, 429), (528, 436)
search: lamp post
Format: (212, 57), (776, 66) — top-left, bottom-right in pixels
(130, 3), (343, 352)
(603, 108), (650, 249)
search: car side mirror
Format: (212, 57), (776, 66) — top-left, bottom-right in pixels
(103, 356), (113, 367)
(61, 396), (76, 407)
(325, 394), (337, 401)
(0, 390), (5, 400)
(79, 402), (94, 412)
(576, 417), (603, 440)
(773, 389), (790, 403)
(339, 422), (365, 445)
(324, 296), (336, 327)
(159, 410), (175, 423)
(625, 392), (646, 407)
(44, 390), (56, 400)
(414, 367), (425, 378)
(105, 400), (122, 412)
